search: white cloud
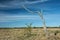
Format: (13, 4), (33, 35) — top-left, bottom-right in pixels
(0, 0), (49, 22)
(0, 0), (48, 9)
(0, 15), (39, 22)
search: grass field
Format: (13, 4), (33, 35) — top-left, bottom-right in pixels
(0, 28), (60, 40)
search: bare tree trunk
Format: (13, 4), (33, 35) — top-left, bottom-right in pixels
(38, 11), (49, 40)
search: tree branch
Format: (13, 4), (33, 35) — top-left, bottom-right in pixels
(22, 5), (34, 14)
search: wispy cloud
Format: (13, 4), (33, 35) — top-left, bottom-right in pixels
(0, 0), (48, 9)
(0, 15), (39, 22)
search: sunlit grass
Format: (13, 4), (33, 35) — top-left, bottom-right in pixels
(0, 27), (60, 40)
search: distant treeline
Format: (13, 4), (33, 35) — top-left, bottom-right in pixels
(0, 27), (60, 29)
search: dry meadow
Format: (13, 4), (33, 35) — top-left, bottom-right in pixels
(0, 28), (60, 40)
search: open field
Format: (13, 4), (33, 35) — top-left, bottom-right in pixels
(0, 28), (60, 40)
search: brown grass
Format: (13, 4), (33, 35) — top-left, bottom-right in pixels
(0, 28), (60, 40)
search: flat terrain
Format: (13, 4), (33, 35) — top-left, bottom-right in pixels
(0, 28), (60, 40)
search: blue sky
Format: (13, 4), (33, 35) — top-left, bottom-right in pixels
(0, 0), (60, 27)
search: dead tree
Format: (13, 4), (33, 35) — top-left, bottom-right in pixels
(22, 5), (49, 40)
